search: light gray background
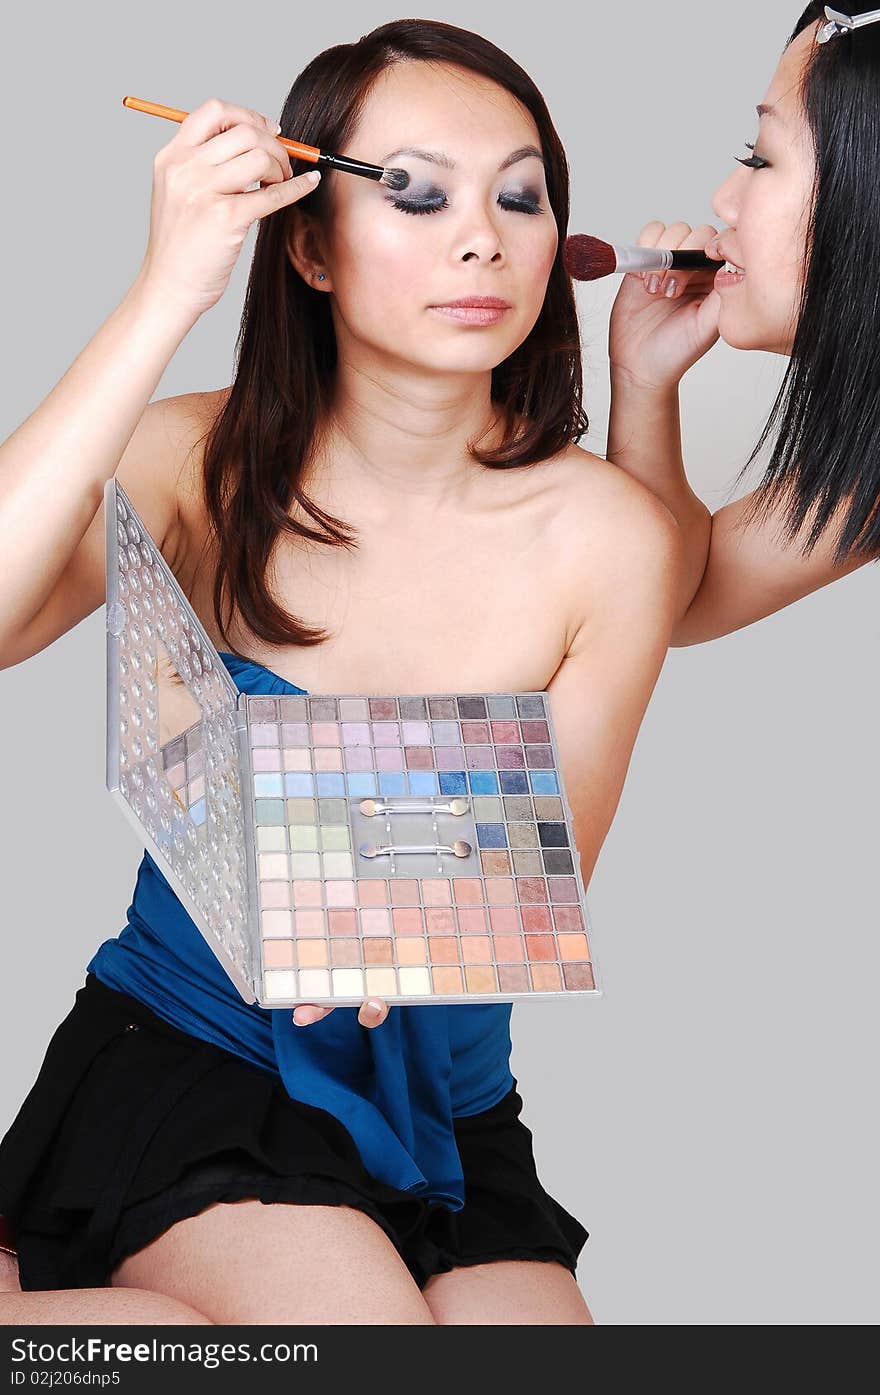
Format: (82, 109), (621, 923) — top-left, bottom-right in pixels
(2, 0), (876, 1325)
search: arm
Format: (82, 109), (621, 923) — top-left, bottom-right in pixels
(547, 481), (682, 886)
(671, 489), (871, 645)
(606, 372), (711, 624)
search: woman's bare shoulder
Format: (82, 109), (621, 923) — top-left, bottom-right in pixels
(537, 443), (683, 632)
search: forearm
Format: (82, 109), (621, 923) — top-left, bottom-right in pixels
(0, 273), (198, 654)
(607, 371), (711, 625)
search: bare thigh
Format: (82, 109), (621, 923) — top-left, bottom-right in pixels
(422, 1260), (593, 1325)
(110, 1200), (436, 1325)
(0, 1253), (211, 1325)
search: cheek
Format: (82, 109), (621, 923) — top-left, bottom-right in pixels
(330, 213), (440, 320)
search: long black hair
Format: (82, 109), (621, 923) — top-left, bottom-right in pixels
(736, 1), (880, 561)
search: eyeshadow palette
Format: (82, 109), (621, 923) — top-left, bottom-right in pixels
(105, 478), (601, 1007)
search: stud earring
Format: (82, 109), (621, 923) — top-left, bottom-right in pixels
(317, 273), (325, 281)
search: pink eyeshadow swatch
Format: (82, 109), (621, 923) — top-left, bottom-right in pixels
(520, 720), (550, 743)
(260, 882), (291, 909)
(405, 746), (433, 770)
(343, 746), (372, 771)
(372, 722), (400, 745)
(360, 908), (391, 936)
(516, 877), (546, 904)
(552, 906), (584, 933)
(425, 908), (455, 935)
(357, 880), (389, 906)
(422, 880), (452, 907)
(548, 877), (578, 903)
(461, 722), (489, 743)
(465, 746), (494, 770)
(311, 722), (339, 745)
(490, 721), (520, 744)
(292, 880), (322, 907)
(486, 879), (516, 906)
(493, 934), (524, 962)
(263, 939), (295, 968)
(453, 879), (483, 905)
(325, 881), (355, 907)
(525, 935), (556, 962)
(364, 938), (393, 965)
(462, 936), (492, 964)
(376, 747), (404, 771)
(563, 962), (595, 991)
(498, 964), (529, 992)
(328, 910), (357, 936)
(392, 908), (424, 935)
(521, 905), (552, 934)
(489, 907), (520, 935)
(530, 963), (562, 991)
(293, 909), (325, 936)
(429, 937), (460, 964)
(330, 939), (361, 967)
(432, 967), (463, 994)
(436, 747), (465, 769)
(369, 699), (397, 720)
(253, 748), (282, 771)
(390, 880), (420, 906)
(457, 908), (487, 935)
(314, 747), (343, 771)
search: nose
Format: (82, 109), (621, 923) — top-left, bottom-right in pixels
(712, 166), (743, 227)
(454, 198), (506, 266)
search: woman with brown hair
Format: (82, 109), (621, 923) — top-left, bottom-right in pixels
(0, 20), (678, 1324)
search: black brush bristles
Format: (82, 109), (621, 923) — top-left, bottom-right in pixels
(380, 167), (410, 191)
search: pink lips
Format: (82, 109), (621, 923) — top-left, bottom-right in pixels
(429, 296), (511, 325)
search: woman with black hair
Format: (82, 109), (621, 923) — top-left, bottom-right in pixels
(607, 3), (880, 639)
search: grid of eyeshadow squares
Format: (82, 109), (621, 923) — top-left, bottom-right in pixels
(159, 724), (207, 831)
(246, 694), (596, 1002)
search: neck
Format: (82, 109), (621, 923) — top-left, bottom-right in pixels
(316, 355), (505, 503)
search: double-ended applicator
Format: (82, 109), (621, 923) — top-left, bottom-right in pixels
(122, 96), (411, 191)
(564, 233), (723, 282)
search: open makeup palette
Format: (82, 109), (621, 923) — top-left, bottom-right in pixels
(105, 478), (601, 1007)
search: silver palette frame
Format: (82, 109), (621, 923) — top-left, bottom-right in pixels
(105, 478), (602, 1006)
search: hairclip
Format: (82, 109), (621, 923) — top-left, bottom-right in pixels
(817, 6), (880, 42)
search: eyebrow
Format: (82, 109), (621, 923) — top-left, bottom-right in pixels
(379, 143), (545, 172)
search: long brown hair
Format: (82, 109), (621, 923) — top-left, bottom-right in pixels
(202, 18), (587, 652)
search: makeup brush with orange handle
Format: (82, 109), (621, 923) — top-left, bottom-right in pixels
(564, 233), (722, 281)
(122, 97), (411, 191)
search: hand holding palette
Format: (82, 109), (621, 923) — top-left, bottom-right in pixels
(105, 479), (601, 1007)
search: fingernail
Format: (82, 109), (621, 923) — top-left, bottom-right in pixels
(365, 999), (384, 1020)
(305, 169), (321, 183)
(293, 1006), (321, 1026)
(646, 275), (660, 294)
(275, 121), (282, 134)
(664, 278), (678, 298)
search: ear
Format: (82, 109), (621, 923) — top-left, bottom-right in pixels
(286, 211), (332, 292)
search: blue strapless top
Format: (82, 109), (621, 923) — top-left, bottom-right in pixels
(87, 651), (514, 1209)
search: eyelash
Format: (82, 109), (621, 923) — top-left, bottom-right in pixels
(387, 191), (545, 216)
(736, 141), (769, 170)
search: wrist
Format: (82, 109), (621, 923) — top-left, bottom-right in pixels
(124, 268), (203, 340)
(609, 363), (682, 399)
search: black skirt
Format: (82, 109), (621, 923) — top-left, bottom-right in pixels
(0, 974), (588, 1292)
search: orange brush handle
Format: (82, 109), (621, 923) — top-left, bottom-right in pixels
(121, 96), (321, 162)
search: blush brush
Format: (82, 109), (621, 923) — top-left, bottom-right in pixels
(564, 233), (722, 281)
(122, 96), (411, 191)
